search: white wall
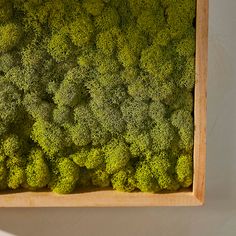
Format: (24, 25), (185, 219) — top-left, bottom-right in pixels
(0, 1), (235, 235)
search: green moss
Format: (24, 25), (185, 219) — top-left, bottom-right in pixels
(90, 101), (125, 135)
(0, 0), (13, 23)
(178, 57), (195, 90)
(69, 16), (94, 47)
(0, 53), (14, 73)
(6, 155), (26, 189)
(171, 109), (194, 150)
(85, 148), (104, 169)
(0, 0), (195, 193)
(91, 169), (110, 187)
(135, 161), (160, 193)
(69, 123), (91, 147)
(165, 0), (196, 38)
(137, 9), (165, 38)
(118, 45), (137, 68)
(50, 158), (79, 194)
(54, 67), (88, 107)
(151, 119), (175, 152)
(0, 160), (7, 190)
(31, 120), (65, 156)
(21, 43), (48, 71)
(0, 80), (21, 124)
(95, 7), (120, 31)
(0, 23), (22, 53)
(111, 166), (136, 192)
(53, 105), (72, 126)
(176, 155), (193, 187)
(23, 93), (53, 121)
(26, 148), (50, 188)
(149, 101), (166, 121)
(7, 165), (25, 189)
(82, 0), (105, 16)
(70, 148), (89, 167)
(3, 134), (21, 157)
(47, 32), (72, 62)
(150, 152), (180, 191)
(96, 29), (117, 56)
(104, 139), (131, 174)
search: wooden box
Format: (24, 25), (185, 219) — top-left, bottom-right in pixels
(0, 0), (208, 207)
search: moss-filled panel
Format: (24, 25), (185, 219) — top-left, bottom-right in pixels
(0, 0), (195, 194)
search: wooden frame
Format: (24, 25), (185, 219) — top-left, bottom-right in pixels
(0, 0), (208, 207)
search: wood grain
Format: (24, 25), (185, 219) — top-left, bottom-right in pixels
(0, 0), (208, 207)
(0, 189), (201, 207)
(193, 0), (209, 205)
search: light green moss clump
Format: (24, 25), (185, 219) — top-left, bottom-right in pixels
(176, 155), (193, 187)
(47, 32), (72, 62)
(26, 148), (50, 189)
(69, 16), (94, 47)
(50, 158), (79, 194)
(0, 0), (196, 193)
(0, 23), (22, 53)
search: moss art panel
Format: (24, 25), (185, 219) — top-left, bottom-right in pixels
(0, 0), (196, 194)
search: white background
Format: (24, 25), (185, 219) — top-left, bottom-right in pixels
(0, 0), (236, 235)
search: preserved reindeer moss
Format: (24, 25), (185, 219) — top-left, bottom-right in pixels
(0, 0), (195, 194)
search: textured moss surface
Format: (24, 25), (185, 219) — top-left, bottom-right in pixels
(0, 0), (195, 194)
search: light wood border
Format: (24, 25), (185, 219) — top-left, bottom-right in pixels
(193, 0), (208, 205)
(0, 0), (208, 207)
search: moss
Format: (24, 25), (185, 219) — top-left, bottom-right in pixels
(70, 148), (89, 167)
(23, 93), (53, 121)
(53, 105), (72, 126)
(95, 7), (120, 31)
(149, 101), (166, 121)
(96, 29), (117, 56)
(54, 67), (87, 107)
(47, 32), (72, 62)
(6, 155), (26, 189)
(111, 167), (136, 192)
(118, 45), (137, 68)
(21, 43), (48, 71)
(176, 155), (193, 187)
(26, 148), (50, 188)
(104, 139), (131, 174)
(7, 165), (25, 189)
(0, 81), (21, 123)
(69, 123), (91, 147)
(0, 23), (22, 53)
(69, 16), (94, 47)
(0, 0), (13, 23)
(0, 53), (14, 73)
(137, 9), (165, 38)
(151, 119), (175, 152)
(171, 109), (194, 150)
(50, 158), (79, 194)
(3, 134), (21, 157)
(0, 0), (195, 193)
(178, 56), (195, 90)
(135, 161), (160, 193)
(150, 152), (180, 191)
(31, 120), (65, 156)
(91, 169), (110, 187)
(0, 160), (7, 190)
(82, 0), (105, 16)
(85, 148), (104, 169)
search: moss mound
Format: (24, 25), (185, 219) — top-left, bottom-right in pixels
(0, 0), (195, 194)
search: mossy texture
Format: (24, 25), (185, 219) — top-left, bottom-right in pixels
(0, 0), (195, 194)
